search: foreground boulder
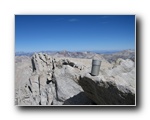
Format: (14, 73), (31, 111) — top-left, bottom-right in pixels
(79, 59), (135, 105)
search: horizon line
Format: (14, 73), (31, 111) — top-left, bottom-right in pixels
(15, 49), (135, 53)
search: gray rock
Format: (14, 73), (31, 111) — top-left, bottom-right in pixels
(15, 52), (135, 105)
(78, 59), (135, 105)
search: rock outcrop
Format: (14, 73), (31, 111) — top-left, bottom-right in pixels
(15, 52), (135, 105)
(79, 58), (135, 105)
(15, 53), (94, 105)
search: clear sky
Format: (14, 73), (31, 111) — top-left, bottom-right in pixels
(15, 15), (135, 52)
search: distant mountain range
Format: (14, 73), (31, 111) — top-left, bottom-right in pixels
(102, 49), (135, 62)
(15, 49), (135, 63)
(15, 49), (135, 56)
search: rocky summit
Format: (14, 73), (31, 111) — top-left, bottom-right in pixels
(15, 51), (135, 105)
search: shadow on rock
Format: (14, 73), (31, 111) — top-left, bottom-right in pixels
(78, 76), (135, 105)
(63, 92), (96, 105)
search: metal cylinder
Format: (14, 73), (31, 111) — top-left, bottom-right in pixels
(91, 59), (101, 76)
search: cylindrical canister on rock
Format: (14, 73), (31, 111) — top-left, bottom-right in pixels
(91, 59), (101, 76)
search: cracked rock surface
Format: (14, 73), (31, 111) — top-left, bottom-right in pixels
(15, 52), (135, 105)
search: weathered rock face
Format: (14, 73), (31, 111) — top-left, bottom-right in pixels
(15, 53), (135, 105)
(79, 59), (135, 105)
(15, 53), (94, 105)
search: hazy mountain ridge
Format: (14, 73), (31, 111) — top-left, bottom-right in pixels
(15, 49), (135, 61)
(102, 49), (135, 63)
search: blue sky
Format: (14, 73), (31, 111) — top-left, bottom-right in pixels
(15, 15), (135, 52)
